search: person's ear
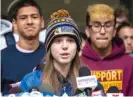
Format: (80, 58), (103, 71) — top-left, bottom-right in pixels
(12, 19), (18, 32)
(113, 28), (116, 37)
(41, 17), (45, 29)
(85, 27), (90, 38)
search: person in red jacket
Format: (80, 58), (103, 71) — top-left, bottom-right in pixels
(81, 4), (133, 96)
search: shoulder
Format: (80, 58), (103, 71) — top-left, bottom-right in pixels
(2, 44), (15, 50)
(39, 42), (45, 48)
(121, 54), (133, 61)
(120, 54), (133, 69)
(35, 42), (45, 53)
(1, 44), (16, 54)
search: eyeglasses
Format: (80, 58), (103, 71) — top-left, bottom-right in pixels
(88, 22), (115, 32)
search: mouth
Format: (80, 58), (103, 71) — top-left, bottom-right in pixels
(60, 53), (69, 59)
(26, 27), (35, 30)
(126, 46), (133, 50)
(96, 37), (108, 40)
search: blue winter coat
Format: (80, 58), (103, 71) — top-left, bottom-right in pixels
(19, 70), (72, 96)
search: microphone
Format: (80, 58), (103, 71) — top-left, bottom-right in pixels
(6, 92), (30, 97)
(21, 92), (30, 97)
(91, 81), (106, 96)
(106, 86), (124, 97)
(107, 86), (120, 93)
(7, 94), (16, 97)
(76, 66), (98, 96)
(74, 88), (87, 97)
(74, 90), (86, 97)
(28, 86), (44, 97)
(74, 89), (83, 95)
(61, 92), (69, 97)
(29, 86), (39, 93)
(30, 91), (43, 97)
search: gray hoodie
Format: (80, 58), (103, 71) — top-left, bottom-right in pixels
(0, 19), (12, 50)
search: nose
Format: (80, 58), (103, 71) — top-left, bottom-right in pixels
(62, 41), (68, 50)
(100, 26), (106, 35)
(27, 17), (33, 24)
(127, 38), (132, 45)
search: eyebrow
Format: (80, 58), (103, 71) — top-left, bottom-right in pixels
(105, 21), (114, 24)
(18, 13), (40, 17)
(92, 21), (114, 24)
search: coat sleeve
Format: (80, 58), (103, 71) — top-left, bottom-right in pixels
(19, 70), (42, 92)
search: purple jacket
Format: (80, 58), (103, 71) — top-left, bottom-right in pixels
(81, 38), (133, 96)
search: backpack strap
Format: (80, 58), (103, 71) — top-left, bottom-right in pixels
(4, 32), (16, 46)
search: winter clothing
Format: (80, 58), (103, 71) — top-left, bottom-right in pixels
(45, 17), (82, 52)
(0, 19), (13, 50)
(19, 69), (105, 96)
(1, 43), (45, 94)
(81, 38), (133, 96)
(19, 70), (72, 96)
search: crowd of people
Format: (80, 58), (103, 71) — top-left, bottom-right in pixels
(1, 0), (133, 96)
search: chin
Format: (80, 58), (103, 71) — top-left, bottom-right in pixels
(96, 44), (108, 49)
(60, 60), (71, 64)
(24, 35), (38, 40)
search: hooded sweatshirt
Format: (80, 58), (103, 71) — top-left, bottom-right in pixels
(0, 19), (13, 50)
(81, 37), (133, 96)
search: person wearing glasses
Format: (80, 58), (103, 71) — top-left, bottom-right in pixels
(81, 4), (133, 96)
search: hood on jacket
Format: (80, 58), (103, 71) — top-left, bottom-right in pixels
(0, 19), (12, 36)
(82, 37), (125, 61)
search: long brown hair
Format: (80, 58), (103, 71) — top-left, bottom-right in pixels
(42, 49), (81, 95)
(42, 9), (82, 95)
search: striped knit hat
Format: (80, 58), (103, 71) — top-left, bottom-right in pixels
(45, 9), (82, 52)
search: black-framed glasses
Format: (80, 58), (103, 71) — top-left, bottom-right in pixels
(88, 22), (115, 32)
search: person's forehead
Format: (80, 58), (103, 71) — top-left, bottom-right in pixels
(116, 17), (128, 22)
(120, 26), (133, 31)
(17, 6), (39, 16)
(119, 27), (133, 35)
(90, 18), (114, 24)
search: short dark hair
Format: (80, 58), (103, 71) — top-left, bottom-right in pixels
(79, 32), (87, 40)
(116, 22), (133, 36)
(114, 5), (129, 18)
(8, 0), (42, 21)
(86, 13), (90, 27)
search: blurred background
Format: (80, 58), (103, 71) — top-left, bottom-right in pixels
(1, 0), (133, 32)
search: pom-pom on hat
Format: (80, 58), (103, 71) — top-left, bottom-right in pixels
(45, 9), (82, 52)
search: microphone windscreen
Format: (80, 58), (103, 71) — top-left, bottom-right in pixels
(94, 81), (105, 91)
(74, 89), (83, 95)
(106, 86), (119, 93)
(91, 81), (106, 96)
(29, 86), (39, 93)
(79, 66), (91, 77)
